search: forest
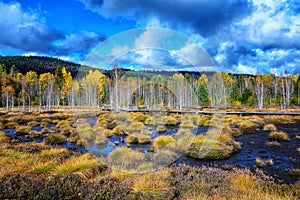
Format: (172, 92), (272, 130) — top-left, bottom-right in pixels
(0, 58), (300, 112)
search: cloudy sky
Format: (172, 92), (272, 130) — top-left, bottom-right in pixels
(0, 0), (299, 74)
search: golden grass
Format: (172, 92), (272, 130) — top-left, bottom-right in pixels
(269, 131), (290, 141)
(263, 124), (277, 131)
(153, 136), (175, 149)
(55, 153), (105, 175)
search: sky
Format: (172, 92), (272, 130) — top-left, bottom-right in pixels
(0, 0), (299, 75)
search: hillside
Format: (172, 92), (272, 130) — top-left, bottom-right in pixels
(0, 55), (91, 77)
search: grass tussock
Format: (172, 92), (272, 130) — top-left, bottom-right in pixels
(269, 131), (290, 141)
(263, 124), (277, 131)
(44, 133), (67, 145)
(186, 131), (241, 160)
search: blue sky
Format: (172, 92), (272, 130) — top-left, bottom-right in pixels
(0, 0), (299, 74)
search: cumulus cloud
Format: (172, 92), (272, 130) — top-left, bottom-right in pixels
(0, 2), (64, 52)
(54, 31), (105, 56)
(77, 0), (300, 74)
(78, 0), (252, 36)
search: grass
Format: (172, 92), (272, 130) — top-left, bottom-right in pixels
(44, 133), (67, 145)
(128, 122), (145, 132)
(235, 120), (259, 134)
(185, 131), (241, 160)
(15, 126), (32, 135)
(112, 125), (128, 135)
(125, 134), (151, 144)
(0, 131), (10, 143)
(78, 128), (97, 145)
(132, 170), (171, 198)
(153, 136), (175, 149)
(269, 131), (290, 141)
(40, 148), (67, 158)
(156, 125), (167, 133)
(263, 124), (277, 131)
(4, 121), (19, 129)
(55, 153), (105, 175)
(180, 120), (196, 128)
(107, 147), (146, 172)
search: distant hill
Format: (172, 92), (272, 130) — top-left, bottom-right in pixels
(0, 55), (92, 77)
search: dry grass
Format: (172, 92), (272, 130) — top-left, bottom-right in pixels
(269, 131), (290, 141)
(263, 124), (277, 131)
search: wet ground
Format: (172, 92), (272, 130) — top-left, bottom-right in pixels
(3, 121), (300, 184)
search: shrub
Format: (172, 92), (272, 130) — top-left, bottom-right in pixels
(263, 124), (277, 131)
(156, 125), (166, 133)
(153, 136), (175, 149)
(269, 131), (290, 141)
(15, 126), (32, 135)
(44, 134), (67, 145)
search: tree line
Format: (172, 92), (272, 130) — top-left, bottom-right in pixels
(0, 63), (299, 112)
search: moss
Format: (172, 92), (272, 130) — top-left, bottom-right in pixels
(15, 126), (32, 135)
(156, 125), (167, 133)
(269, 131), (290, 141)
(44, 134), (67, 145)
